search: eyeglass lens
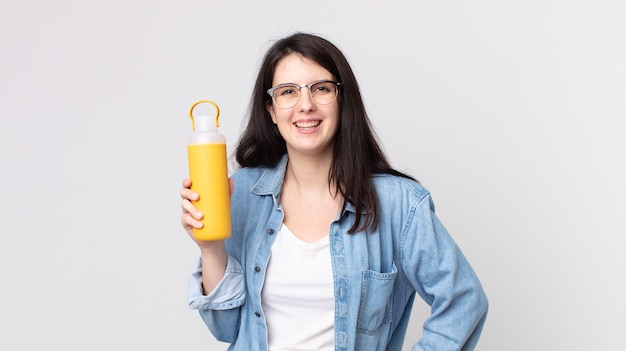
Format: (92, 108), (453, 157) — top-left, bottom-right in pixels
(272, 81), (339, 108)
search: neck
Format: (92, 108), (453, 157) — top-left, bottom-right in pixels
(284, 152), (335, 196)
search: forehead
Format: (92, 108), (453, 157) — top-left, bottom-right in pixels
(272, 53), (333, 85)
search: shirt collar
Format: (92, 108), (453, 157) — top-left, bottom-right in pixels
(250, 154), (361, 215)
(251, 155), (288, 199)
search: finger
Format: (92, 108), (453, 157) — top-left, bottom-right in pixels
(180, 187), (199, 201)
(182, 212), (204, 229)
(229, 178), (234, 196)
(181, 198), (203, 219)
(182, 178), (192, 188)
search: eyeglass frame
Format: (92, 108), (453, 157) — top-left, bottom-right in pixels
(266, 80), (342, 109)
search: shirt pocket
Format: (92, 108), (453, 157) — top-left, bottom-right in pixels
(356, 263), (398, 334)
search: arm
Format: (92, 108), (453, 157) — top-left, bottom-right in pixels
(182, 178), (245, 342)
(187, 254), (246, 343)
(181, 178), (230, 294)
(404, 196), (488, 351)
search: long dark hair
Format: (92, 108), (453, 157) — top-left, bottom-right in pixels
(235, 32), (416, 233)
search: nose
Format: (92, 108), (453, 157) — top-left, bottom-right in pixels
(297, 86), (315, 111)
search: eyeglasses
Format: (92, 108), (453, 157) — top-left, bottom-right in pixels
(267, 80), (341, 109)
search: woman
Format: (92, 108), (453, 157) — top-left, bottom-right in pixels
(181, 32), (488, 351)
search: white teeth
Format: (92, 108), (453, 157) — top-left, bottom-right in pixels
(295, 121), (321, 128)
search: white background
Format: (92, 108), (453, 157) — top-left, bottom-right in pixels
(1, 0), (625, 350)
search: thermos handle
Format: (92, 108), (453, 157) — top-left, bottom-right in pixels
(189, 100), (221, 130)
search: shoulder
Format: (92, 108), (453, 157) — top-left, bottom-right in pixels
(230, 155), (288, 194)
(230, 166), (270, 196)
(372, 173), (431, 205)
(230, 161), (286, 198)
(231, 165), (267, 183)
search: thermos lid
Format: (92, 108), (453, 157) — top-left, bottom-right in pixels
(194, 115), (215, 131)
(189, 100), (220, 130)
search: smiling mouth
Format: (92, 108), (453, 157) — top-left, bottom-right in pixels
(294, 120), (321, 128)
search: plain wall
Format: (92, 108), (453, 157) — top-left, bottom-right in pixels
(1, 0), (624, 350)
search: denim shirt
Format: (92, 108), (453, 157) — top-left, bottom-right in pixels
(188, 155), (488, 351)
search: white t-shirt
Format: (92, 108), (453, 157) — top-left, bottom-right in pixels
(261, 223), (335, 351)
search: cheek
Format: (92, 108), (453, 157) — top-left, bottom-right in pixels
(329, 107), (341, 129)
(272, 110), (292, 126)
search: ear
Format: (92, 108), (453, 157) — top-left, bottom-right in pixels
(266, 101), (277, 124)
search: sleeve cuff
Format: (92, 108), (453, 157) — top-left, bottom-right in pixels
(187, 255), (246, 310)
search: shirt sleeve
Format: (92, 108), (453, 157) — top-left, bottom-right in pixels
(188, 254), (246, 310)
(187, 255), (247, 343)
(403, 195), (489, 351)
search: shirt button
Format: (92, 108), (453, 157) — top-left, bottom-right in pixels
(255, 311), (261, 317)
(268, 228), (275, 235)
(337, 333), (346, 343)
(254, 266), (261, 272)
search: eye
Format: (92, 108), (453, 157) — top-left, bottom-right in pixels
(276, 85), (298, 96)
(312, 82), (334, 94)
